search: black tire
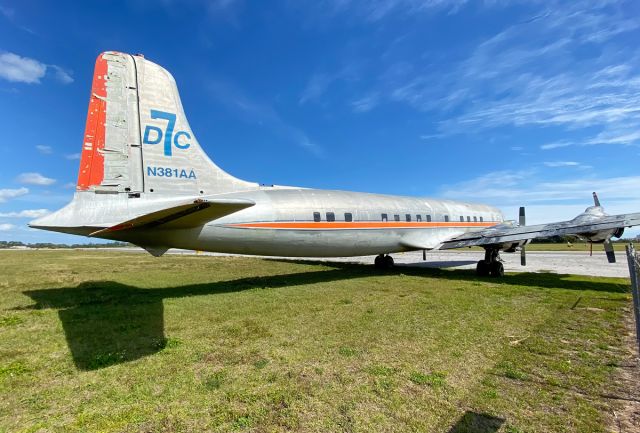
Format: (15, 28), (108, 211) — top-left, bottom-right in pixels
(490, 261), (504, 277)
(476, 260), (490, 277)
(384, 255), (394, 269)
(374, 254), (385, 269)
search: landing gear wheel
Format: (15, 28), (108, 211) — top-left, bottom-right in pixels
(489, 261), (504, 277)
(374, 254), (394, 270)
(476, 260), (490, 277)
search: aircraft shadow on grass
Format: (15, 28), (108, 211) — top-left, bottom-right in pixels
(21, 262), (627, 371)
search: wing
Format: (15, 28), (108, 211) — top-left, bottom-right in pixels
(438, 211), (640, 250)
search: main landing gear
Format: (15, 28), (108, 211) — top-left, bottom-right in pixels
(374, 254), (394, 270)
(476, 248), (504, 277)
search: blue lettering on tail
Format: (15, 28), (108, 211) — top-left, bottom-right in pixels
(143, 110), (191, 156)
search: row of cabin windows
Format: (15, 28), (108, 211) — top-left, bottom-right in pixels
(313, 212), (352, 222)
(312, 212), (484, 223)
(460, 215), (482, 222)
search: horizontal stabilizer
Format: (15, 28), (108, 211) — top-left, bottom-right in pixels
(89, 198), (255, 237)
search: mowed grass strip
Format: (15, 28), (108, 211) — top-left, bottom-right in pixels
(0, 250), (632, 432)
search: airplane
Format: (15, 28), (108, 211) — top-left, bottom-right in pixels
(30, 51), (640, 277)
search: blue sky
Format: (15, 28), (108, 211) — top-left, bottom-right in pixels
(0, 0), (639, 243)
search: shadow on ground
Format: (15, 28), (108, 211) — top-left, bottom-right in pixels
(20, 261), (628, 370)
(447, 411), (505, 433)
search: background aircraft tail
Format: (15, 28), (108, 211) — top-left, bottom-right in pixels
(77, 51), (257, 197)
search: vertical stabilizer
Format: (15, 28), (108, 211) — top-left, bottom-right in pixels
(76, 52), (257, 197)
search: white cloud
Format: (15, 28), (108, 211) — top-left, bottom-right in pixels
(372, 1), (640, 150)
(0, 52), (46, 84)
(0, 209), (51, 218)
(351, 93), (380, 113)
(36, 145), (52, 155)
(540, 141), (573, 150)
(0, 5), (15, 19)
(300, 74), (334, 105)
(543, 161), (579, 167)
(16, 172), (56, 186)
(65, 153), (81, 160)
(322, 0), (471, 21)
(440, 169), (640, 210)
(0, 51), (73, 85)
(50, 65), (73, 84)
(0, 223), (16, 231)
(0, 187), (29, 203)
(439, 169), (640, 236)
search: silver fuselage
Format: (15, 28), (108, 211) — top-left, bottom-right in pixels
(41, 187), (503, 257)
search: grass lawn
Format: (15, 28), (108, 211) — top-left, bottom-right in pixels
(0, 251), (634, 432)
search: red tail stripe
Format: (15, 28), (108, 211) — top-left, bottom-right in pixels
(77, 54), (108, 190)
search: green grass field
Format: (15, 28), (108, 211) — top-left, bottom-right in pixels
(0, 251), (634, 432)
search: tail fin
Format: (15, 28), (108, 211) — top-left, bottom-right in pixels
(77, 51), (257, 196)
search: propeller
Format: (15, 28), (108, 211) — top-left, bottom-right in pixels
(604, 238), (616, 263)
(519, 206), (526, 266)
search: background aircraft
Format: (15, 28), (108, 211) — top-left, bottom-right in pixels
(30, 52), (640, 277)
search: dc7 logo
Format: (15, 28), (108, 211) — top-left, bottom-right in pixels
(143, 110), (191, 156)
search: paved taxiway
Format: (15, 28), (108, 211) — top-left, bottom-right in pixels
(157, 248), (630, 278)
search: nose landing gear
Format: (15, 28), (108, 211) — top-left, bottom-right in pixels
(476, 248), (504, 277)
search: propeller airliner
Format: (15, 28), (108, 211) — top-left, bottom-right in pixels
(30, 52), (640, 277)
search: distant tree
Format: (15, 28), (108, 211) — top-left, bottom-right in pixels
(0, 241), (132, 249)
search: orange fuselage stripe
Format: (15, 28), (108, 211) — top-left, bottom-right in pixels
(226, 221), (498, 230)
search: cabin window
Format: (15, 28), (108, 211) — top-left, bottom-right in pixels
(313, 212), (321, 222)
(344, 212), (353, 222)
(460, 216), (464, 222)
(473, 216), (477, 222)
(381, 213), (388, 222)
(394, 214), (400, 222)
(416, 215), (422, 222)
(405, 214), (411, 222)
(326, 212), (335, 222)
(444, 215), (449, 222)
(426, 214), (432, 222)
(480, 216), (484, 222)
(467, 216), (471, 222)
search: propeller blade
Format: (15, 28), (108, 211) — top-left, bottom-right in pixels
(604, 238), (616, 263)
(519, 207), (526, 266)
(592, 191), (601, 207)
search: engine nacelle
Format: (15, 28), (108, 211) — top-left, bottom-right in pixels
(502, 239), (530, 253)
(571, 205), (624, 243)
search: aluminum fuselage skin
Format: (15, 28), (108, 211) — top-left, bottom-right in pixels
(40, 187), (503, 257)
